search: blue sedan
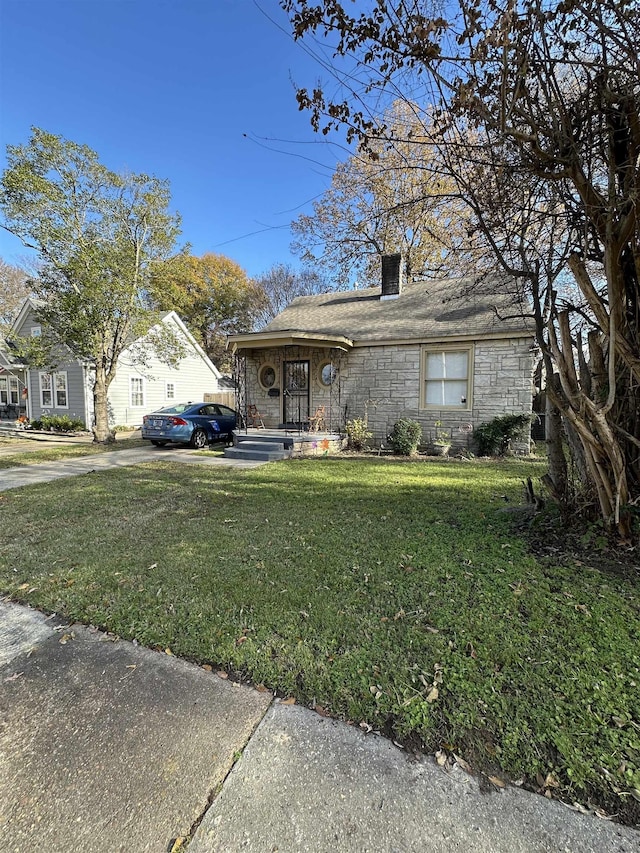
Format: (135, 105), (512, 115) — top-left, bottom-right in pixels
(141, 402), (237, 449)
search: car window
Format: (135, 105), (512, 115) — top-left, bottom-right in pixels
(159, 404), (190, 414)
(218, 405), (235, 417)
(199, 405), (217, 416)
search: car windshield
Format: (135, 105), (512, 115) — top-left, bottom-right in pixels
(157, 404), (196, 415)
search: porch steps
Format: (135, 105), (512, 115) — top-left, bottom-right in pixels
(223, 436), (292, 462)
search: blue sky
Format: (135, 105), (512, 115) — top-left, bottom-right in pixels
(0, 0), (347, 278)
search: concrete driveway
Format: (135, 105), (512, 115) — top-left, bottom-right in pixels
(0, 443), (265, 491)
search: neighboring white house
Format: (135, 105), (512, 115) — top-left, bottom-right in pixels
(4, 299), (222, 428)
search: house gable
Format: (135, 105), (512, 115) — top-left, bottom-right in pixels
(107, 311), (222, 426)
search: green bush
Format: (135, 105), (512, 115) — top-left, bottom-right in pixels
(389, 418), (422, 456)
(473, 413), (530, 456)
(31, 414), (86, 433)
(345, 418), (373, 451)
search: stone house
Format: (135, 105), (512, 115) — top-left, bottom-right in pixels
(2, 299), (222, 429)
(228, 257), (536, 451)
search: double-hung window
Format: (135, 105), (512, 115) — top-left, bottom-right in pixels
(0, 376), (18, 404)
(55, 372), (68, 407)
(39, 372), (53, 407)
(39, 372), (68, 408)
(165, 381), (176, 401)
(422, 347), (472, 409)
(130, 376), (145, 408)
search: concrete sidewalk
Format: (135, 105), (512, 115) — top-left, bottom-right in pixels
(1, 600), (638, 853)
(0, 445), (265, 491)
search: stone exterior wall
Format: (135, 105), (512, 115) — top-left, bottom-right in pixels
(243, 336), (535, 451)
(245, 346), (345, 430)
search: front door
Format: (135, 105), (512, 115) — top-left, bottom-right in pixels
(283, 360), (310, 427)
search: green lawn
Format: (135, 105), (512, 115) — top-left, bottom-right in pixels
(1, 456), (638, 821)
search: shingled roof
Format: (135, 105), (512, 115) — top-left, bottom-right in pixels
(257, 276), (533, 345)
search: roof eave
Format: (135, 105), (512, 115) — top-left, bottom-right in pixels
(228, 330), (354, 354)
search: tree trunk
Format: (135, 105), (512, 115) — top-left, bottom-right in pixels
(543, 373), (568, 504)
(93, 366), (115, 444)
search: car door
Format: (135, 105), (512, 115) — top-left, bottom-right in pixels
(214, 404), (237, 436)
(193, 405), (222, 439)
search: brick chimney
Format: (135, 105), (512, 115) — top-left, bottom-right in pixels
(381, 253), (403, 300)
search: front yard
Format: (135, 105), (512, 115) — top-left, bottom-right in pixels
(0, 456), (638, 824)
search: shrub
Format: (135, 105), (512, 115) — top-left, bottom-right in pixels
(473, 413), (531, 456)
(433, 420), (451, 446)
(31, 414), (86, 433)
(345, 418), (372, 451)
(389, 418), (422, 456)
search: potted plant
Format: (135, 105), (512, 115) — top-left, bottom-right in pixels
(432, 421), (451, 456)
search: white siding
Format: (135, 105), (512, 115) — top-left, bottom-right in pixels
(13, 303), (221, 429)
(107, 317), (220, 426)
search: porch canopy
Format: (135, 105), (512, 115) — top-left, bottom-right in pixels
(228, 329), (353, 354)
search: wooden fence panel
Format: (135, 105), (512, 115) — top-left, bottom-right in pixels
(204, 391), (237, 409)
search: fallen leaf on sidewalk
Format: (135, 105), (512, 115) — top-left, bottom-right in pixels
(201, 664), (212, 672)
(435, 750), (448, 767)
(216, 670), (228, 679)
(488, 775), (506, 788)
(453, 753), (473, 774)
(169, 837), (186, 852)
(164, 648), (173, 655)
(59, 633), (74, 645)
(280, 696), (296, 705)
(3, 671), (23, 683)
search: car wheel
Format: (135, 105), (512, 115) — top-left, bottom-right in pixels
(151, 440), (168, 447)
(190, 428), (208, 450)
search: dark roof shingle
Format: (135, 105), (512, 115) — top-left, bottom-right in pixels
(261, 277), (533, 342)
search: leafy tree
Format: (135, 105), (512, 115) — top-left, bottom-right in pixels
(254, 262), (330, 326)
(0, 258), (30, 332)
(149, 252), (264, 372)
(283, 0), (640, 540)
(292, 101), (464, 287)
(0, 128), (181, 442)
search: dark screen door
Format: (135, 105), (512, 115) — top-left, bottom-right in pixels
(283, 360), (309, 426)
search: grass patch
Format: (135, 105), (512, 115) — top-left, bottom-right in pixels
(0, 456), (638, 822)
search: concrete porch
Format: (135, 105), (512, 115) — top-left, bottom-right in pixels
(224, 428), (345, 462)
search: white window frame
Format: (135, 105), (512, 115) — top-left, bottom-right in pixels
(39, 372), (53, 408)
(38, 371), (68, 409)
(54, 371), (68, 409)
(8, 376), (19, 405)
(0, 376), (7, 405)
(130, 376), (145, 408)
(165, 381), (176, 401)
(31, 325), (42, 337)
(420, 345), (473, 410)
